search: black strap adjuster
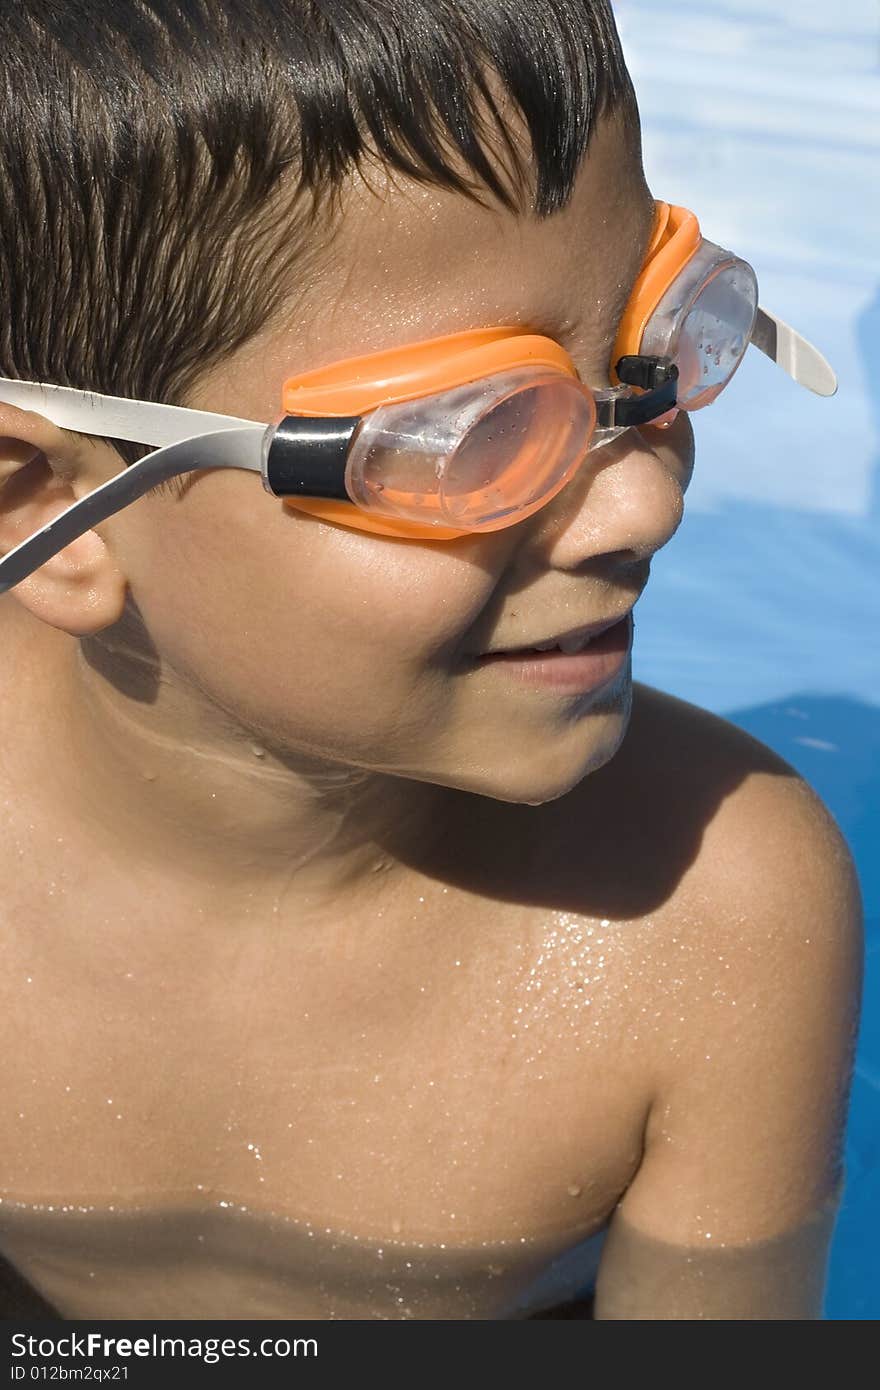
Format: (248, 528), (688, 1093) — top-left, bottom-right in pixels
(596, 355), (680, 429)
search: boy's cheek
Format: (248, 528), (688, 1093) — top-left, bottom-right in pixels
(117, 479), (498, 681)
(265, 516), (500, 662)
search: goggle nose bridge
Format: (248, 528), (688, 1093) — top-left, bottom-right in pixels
(596, 356), (679, 430)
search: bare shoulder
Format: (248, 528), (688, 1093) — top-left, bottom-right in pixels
(498, 679), (862, 967)
(622, 677), (813, 790)
(617, 680), (863, 921)
(614, 682), (864, 1097)
(583, 684), (865, 1316)
(527, 679), (860, 929)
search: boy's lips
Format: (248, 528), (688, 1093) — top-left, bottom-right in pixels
(480, 608), (635, 657)
(476, 614), (634, 693)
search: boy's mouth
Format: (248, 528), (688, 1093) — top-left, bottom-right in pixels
(479, 609), (634, 658)
(473, 613), (633, 693)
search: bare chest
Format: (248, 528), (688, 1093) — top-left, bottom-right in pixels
(0, 859), (654, 1317)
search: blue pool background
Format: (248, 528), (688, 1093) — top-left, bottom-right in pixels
(614, 0), (879, 1319)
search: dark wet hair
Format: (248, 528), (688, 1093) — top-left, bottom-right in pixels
(0, 2), (636, 466)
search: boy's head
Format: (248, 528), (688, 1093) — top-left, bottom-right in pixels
(0, 1), (695, 806)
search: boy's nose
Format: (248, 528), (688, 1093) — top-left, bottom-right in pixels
(521, 425), (687, 567)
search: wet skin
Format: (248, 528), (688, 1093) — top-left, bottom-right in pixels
(0, 103), (860, 1317)
(0, 625), (854, 1318)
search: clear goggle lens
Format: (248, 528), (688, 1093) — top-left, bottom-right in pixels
(640, 242), (759, 410)
(344, 367), (597, 533)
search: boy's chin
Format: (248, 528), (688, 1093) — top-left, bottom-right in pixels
(437, 707), (633, 807)
(492, 745), (627, 807)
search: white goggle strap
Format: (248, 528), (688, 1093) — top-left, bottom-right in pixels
(751, 306), (838, 397)
(0, 377), (269, 595)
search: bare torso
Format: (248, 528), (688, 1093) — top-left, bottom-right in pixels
(0, 608), (752, 1319)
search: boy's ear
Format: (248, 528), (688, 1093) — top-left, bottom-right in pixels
(0, 406), (128, 635)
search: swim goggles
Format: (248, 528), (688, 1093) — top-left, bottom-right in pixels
(0, 200), (836, 595)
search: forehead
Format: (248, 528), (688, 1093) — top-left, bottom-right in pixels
(312, 108), (653, 349)
(189, 109), (655, 416)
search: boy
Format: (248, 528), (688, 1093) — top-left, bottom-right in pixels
(0, 1), (863, 1319)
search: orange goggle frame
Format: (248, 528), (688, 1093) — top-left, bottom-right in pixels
(611, 202), (703, 381)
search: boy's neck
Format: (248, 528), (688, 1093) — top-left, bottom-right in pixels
(17, 609), (461, 924)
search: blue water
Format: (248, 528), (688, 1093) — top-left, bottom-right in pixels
(615, 0), (880, 1319)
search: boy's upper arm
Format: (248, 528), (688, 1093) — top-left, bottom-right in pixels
(594, 767), (864, 1320)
